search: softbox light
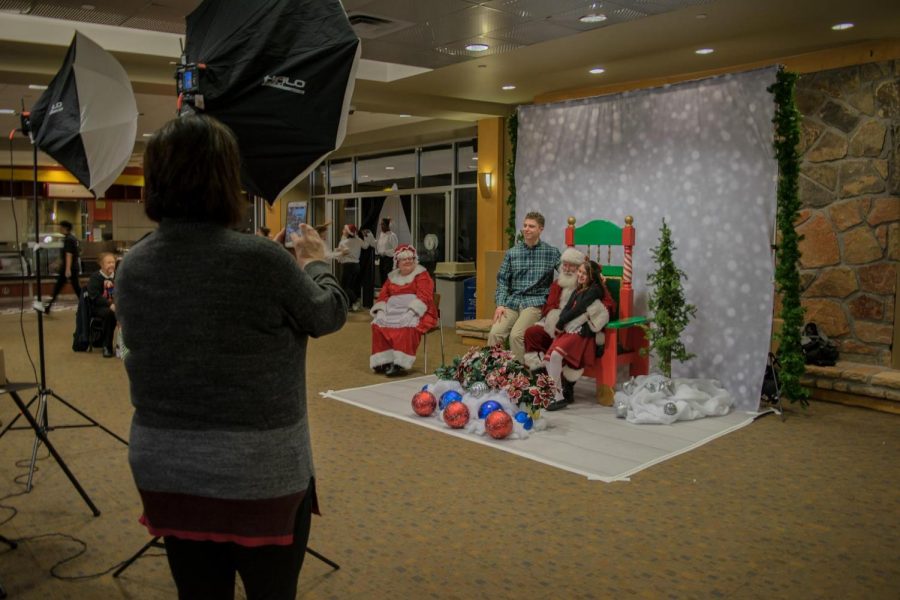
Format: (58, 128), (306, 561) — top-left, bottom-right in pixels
(29, 31), (138, 198)
(183, 0), (361, 204)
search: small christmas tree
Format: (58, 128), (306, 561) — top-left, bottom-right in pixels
(642, 218), (697, 378)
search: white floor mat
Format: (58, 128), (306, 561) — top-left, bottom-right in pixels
(322, 376), (757, 482)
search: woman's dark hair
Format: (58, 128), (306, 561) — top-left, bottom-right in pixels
(582, 259), (617, 315)
(143, 115), (244, 225)
(579, 260), (603, 289)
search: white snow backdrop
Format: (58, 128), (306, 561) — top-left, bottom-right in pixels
(516, 67), (778, 412)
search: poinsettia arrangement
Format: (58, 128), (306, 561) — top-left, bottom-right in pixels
(435, 345), (556, 413)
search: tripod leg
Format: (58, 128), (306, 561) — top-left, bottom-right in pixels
(9, 392), (100, 516)
(26, 392), (48, 492)
(113, 537), (163, 578)
(0, 395), (37, 440)
(47, 391), (128, 446)
(305, 547), (340, 570)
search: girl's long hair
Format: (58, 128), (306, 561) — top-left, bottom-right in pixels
(582, 259), (616, 316)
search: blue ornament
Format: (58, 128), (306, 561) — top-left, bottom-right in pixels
(421, 384), (430, 392)
(514, 411), (534, 430)
(477, 400), (502, 419)
(439, 390), (463, 410)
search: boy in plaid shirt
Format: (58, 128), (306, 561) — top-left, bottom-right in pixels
(488, 211), (560, 361)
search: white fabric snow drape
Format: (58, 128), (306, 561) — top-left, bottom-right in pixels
(516, 67), (778, 412)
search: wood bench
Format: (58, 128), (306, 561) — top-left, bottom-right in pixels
(455, 319), (492, 346)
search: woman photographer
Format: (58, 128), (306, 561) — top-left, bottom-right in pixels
(116, 114), (348, 600)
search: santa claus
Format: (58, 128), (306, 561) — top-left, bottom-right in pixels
(522, 246), (586, 371)
(370, 244), (438, 377)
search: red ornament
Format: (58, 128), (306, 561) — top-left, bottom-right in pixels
(442, 401), (470, 429)
(411, 391), (437, 417)
(485, 410), (513, 439)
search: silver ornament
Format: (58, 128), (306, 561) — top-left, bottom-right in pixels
(622, 376), (637, 396)
(469, 381), (488, 398)
(660, 379), (675, 396)
(614, 400), (628, 419)
(664, 401), (677, 416)
(645, 381), (659, 393)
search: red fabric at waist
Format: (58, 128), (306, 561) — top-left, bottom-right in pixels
(138, 485), (318, 548)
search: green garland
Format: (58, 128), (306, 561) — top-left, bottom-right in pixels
(505, 111), (518, 247)
(768, 67), (809, 406)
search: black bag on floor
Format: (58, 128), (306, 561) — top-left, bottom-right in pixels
(72, 295), (90, 352)
(801, 322), (839, 366)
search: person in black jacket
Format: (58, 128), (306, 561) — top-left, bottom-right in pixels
(46, 220), (81, 313)
(542, 260), (613, 410)
(87, 252), (117, 357)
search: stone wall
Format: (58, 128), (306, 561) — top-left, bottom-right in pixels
(793, 60), (899, 366)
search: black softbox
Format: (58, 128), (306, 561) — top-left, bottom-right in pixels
(183, 0), (361, 203)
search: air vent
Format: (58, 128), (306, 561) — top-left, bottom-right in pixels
(347, 12), (413, 39)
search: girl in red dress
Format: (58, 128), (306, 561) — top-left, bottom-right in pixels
(543, 260), (613, 410)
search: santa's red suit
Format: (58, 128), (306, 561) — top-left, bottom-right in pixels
(523, 247), (583, 378)
(370, 264), (438, 369)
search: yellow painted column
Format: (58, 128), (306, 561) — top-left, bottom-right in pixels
(476, 117), (507, 319)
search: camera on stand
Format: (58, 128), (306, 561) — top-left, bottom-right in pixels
(175, 57), (204, 114)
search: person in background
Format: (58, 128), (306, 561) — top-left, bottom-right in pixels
(116, 114), (348, 600)
(45, 219), (81, 314)
(330, 223), (371, 312)
(87, 251), (118, 358)
(359, 228), (376, 309)
(375, 217), (398, 286)
(540, 260), (613, 411)
(487, 211), (560, 361)
(370, 244), (437, 377)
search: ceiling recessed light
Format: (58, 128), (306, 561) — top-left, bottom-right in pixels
(465, 43), (489, 52)
(589, 67), (605, 75)
(501, 84), (516, 91)
(831, 22), (854, 31)
(579, 14), (607, 24)
(28, 84), (48, 90)
(695, 13), (708, 19)
(142, 133), (153, 137)
(398, 114), (411, 118)
(385, 166), (395, 170)
(695, 48), (714, 55)
(0, 108), (16, 115)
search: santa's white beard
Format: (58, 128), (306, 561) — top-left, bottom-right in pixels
(558, 270), (577, 290)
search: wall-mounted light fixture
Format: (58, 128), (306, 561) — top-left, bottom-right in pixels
(478, 171), (493, 198)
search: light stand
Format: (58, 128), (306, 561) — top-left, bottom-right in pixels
(0, 120), (128, 517)
(112, 535), (340, 579)
(757, 351), (785, 422)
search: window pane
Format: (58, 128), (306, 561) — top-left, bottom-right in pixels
(456, 140), (477, 185)
(357, 150), (415, 192)
(312, 163), (327, 195)
(420, 144), (452, 187)
(455, 188), (476, 263)
(415, 192), (447, 276)
(330, 159), (353, 194)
